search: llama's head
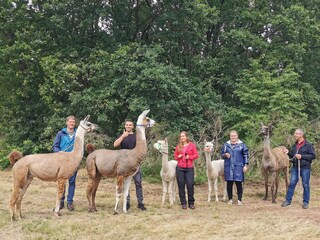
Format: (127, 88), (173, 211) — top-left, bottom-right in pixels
(79, 115), (98, 133)
(260, 122), (273, 138)
(204, 139), (214, 153)
(153, 138), (168, 154)
(137, 109), (156, 128)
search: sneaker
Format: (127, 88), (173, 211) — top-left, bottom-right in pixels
(237, 200), (242, 206)
(60, 202), (64, 210)
(138, 203), (146, 211)
(281, 201), (290, 207)
(67, 203), (75, 211)
(189, 204), (195, 210)
(302, 203), (309, 209)
(182, 204), (187, 210)
(126, 202), (131, 211)
(228, 199), (233, 205)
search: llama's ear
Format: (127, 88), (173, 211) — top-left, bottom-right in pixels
(204, 139), (207, 144)
(84, 115), (90, 121)
(260, 122), (264, 127)
(211, 140), (215, 144)
(164, 137), (168, 143)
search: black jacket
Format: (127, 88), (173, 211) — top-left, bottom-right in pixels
(288, 140), (316, 169)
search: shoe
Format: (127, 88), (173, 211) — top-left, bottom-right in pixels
(281, 201), (290, 207)
(126, 202), (131, 211)
(189, 204), (195, 210)
(228, 199), (233, 205)
(302, 203), (309, 209)
(67, 203), (75, 211)
(182, 204), (187, 210)
(237, 200), (242, 206)
(138, 203), (146, 211)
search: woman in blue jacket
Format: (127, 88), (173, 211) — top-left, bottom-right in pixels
(221, 130), (249, 206)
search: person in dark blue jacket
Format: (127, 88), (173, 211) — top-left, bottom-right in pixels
(221, 130), (249, 206)
(281, 128), (316, 209)
(52, 115), (77, 211)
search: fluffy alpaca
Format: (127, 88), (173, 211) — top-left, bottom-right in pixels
(153, 138), (177, 206)
(86, 110), (155, 214)
(204, 140), (227, 202)
(260, 123), (289, 203)
(9, 116), (97, 221)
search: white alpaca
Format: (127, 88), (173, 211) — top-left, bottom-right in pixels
(153, 138), (177, 206)
(204, 140), (227, 202)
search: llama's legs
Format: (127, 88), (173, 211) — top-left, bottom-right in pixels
(54, 179), (67, 216)
(114, 176), (124, 214)
(214, 178), (219, 202)
(86, 175), (94, 212)
(9, 185), (21, 222)
(222, 176), (227, 202)
(173, 180), (177, 202)
(91, 173), (101, 212)
(271, 172), (277, 203)
(263, 171), (269, 200)
(207, 178), (212, 202)
(284, 167), (289, 192)
(274, 173), (279, 201)
(122, 176), (132, 213)
(162, 180), (168, 206)
(16, 176), (33, 219)
(168, 180), (174, 206)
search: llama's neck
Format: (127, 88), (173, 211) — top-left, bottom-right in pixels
(263, 136), (272, 161)
(71, 127), (85, 165)
(205, 151), (214, 173)
(161, 146), (169, 173)
(133, 126), (147, 164)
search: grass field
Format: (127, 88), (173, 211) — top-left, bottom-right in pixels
(1, 168), (320, 240)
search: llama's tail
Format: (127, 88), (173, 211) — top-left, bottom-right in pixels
(86, 143), (95, 154)
(7, 150), (23, 165)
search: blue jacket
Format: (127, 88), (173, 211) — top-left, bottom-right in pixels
(221, 140), (249, 182)
(288, 140), (316, 169)
(52, 128), (77, 152)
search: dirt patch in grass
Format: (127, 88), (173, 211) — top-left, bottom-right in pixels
(1, 169), (320, 240)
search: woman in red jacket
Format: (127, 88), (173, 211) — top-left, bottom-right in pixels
(174, 131), (199, 210)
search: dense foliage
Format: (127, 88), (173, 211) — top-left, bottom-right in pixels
(1, 0), (320, 175)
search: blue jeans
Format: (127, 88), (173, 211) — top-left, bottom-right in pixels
(61, 170), (78, 204)
(285, 167), (310, 204)
(127, 167), (144, 205)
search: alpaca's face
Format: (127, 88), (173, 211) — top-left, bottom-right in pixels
(204, 141), (214, 153)
(260, 123), (272, 137)
(153, 140), (168, 153)
(79, 116), (98, 133)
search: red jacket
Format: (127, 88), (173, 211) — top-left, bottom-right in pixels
(174, 142), (198, 168)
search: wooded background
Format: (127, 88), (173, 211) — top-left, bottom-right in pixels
(1, 0), (320, 178)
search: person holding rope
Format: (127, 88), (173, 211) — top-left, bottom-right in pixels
(52, 115), (77, 211)
(221, 130), (249, 206)
(281, 128), (316, 209)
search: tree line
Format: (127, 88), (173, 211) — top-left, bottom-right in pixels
(1, 0), (320, 173)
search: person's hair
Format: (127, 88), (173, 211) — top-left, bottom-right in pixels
(229, 130), (238, 136)
(124, 119), (134, 126)
(66, 115), (76, 123)
(178, 131), (190, 151)
(295, 128), (305, 136)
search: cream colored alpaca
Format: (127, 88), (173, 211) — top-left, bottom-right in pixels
(153, 138), (177, 206)
(204, 140), (227, 202)
(9, 116), (97, 221)
(86, 110), (155, 214)
(260, 123), (289, 203)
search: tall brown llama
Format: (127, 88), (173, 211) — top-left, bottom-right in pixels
(9, 116), (97, 221)
(260, 123), (289, 203)
(86, 110), (155, 214)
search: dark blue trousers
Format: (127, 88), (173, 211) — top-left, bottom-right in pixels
(176, 167), (195, 206)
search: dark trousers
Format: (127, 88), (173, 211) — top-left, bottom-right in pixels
(176, 167), (195, 206)
(61, 169), (78, 204)
(127, 167), (144, 205)
(227, 181), (243, 201)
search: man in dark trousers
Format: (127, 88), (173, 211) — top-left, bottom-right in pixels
(281, 128), (316, 209)
(114, 119), (147, 211)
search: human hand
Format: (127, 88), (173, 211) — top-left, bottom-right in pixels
(122, 130), (129, 138)
(178, 154), (183, 158)
(185, 155), (190, 160)
(224, 153), (231, 158)
(295, 154), (302, 160)
(243, 165), (248, 173)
